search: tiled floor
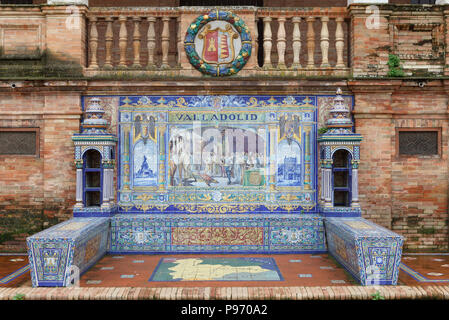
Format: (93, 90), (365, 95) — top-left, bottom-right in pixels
(399, 253), (449, 285)
(0, 255), (30, 287)
(2, 253), (449, 288)
(80, 254), (356, 287)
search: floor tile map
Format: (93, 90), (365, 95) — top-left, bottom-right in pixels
(149, 257), (283, 282)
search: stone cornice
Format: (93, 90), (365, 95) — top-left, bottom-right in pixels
(3, 78), (449, 96)
(348, 80), (402, 93)
(1, 79), (351, 95)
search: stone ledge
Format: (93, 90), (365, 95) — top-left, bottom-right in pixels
(0, 286), (448, 300)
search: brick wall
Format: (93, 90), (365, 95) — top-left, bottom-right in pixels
(390, 92), (449, 250)
(352, 81), (449, 251)
(0, 90), (82, 252)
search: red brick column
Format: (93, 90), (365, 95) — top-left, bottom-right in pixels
(41, 5), (88, 67)
(0, 84), (83, 252)
(41, 92), (82, 221)
(443, 7), (449, 76)
(349, 80), (401, 229)
(348, 4), (392, 77)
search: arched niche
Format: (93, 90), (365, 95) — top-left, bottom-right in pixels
(83, 149), (103, 207)
(332, 149), (352, 207)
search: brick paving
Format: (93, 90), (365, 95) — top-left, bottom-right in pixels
(0, 285), (449, 300)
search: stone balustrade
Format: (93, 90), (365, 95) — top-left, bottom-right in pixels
(86, 7), (180, 74)
(2, 3), (449, 79)
(256, 7), (349, 76)
(85, 7), (350, 77)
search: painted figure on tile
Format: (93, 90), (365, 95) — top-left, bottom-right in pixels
(133, 140), (157, 186)
(169, 132), (194, 186)
(168, 125), (266, 187)
(134, 114), (156, 144)
(279, 113), (301, 143)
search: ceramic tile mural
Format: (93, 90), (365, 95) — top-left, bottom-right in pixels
(112, 94), (321, 214)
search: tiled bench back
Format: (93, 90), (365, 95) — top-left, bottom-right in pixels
(110, 214), (327, 254)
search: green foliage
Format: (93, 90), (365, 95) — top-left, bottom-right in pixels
(0, 208), (59, 244)
(12, 293), (25, 300)
(318, 127), (328, 135)
(387, 54), (405, 77)
(418, 226), (436, 235)
(372, 291), (385, 300)
(0, 232), (14, 244)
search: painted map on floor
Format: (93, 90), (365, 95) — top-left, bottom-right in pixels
(149, 257), (283, 281)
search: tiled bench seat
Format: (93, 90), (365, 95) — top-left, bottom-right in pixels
(27, 217), (110, 287)
(324, 217), (404, 285)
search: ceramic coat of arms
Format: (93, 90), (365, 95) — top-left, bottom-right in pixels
(184, 10), (252, 76)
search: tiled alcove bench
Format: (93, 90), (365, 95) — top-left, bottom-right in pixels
(27, 217), (110, 287)
(324, 217), (404, 285)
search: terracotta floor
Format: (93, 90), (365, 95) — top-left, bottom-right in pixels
(0, 255), (30, 287)
(79, 254), (356, 287)
(398, 253), (449, 285)
(1, 253), (449, 288)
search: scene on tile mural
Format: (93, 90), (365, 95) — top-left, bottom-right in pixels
(0, 0), (449, 301)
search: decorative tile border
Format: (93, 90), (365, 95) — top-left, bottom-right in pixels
(400, 263), (449, 283)
(0, 265), (30, 285)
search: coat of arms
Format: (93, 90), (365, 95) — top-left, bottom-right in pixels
(184, 11), (252, 77)
(198, 23), (238, 65)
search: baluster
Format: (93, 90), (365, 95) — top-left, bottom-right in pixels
(132, 17), (141, 67)
(88, 17), (98, 68)
(306, 17), (315, 68)
(276, 17), (286, 69)
(320, 16), (330, 68)
(147, 17), (156, 68)
(161, 17), (170, 69)
(263, 17), (272, 69)
(177, 16), (182, 66)
(335, 17), (345, 68)
(119, 16), (128, 67)
(291, 17), (301, 69)
(104, 17), (113, 68)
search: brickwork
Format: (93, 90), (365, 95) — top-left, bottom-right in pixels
(0, 90), (82, 252)
(390, 91), (449, 251)
(42, 5), (87, 67)
(1, 285), (449, 300)
(352, 81), (449, 251)
(349, 5), (391, 78)
(1, 3), (449, 253)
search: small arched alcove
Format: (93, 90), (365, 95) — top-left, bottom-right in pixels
(332, 149), (352, 207)
(83, 149), (102, 207)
